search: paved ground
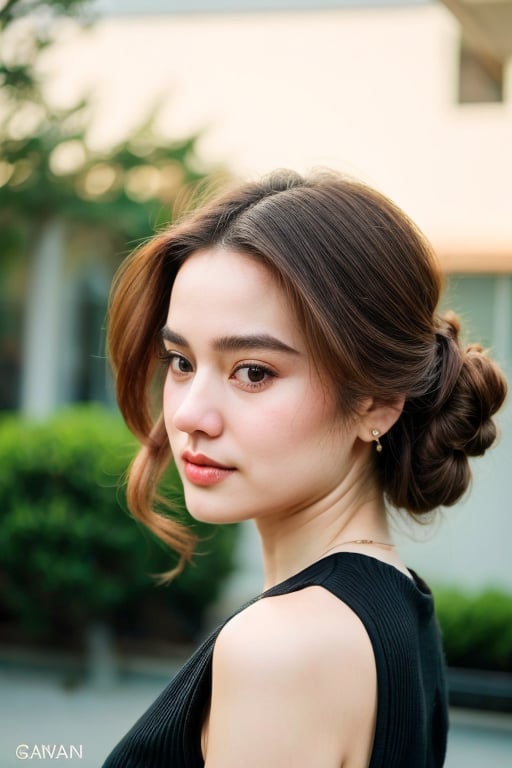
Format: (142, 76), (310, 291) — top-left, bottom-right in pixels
(1, 665), (511, 767)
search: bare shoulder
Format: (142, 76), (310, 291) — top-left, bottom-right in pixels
(216, 585), (374, 669)
(204, 587), (376, 768)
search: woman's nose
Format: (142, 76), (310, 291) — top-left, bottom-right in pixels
(169, 375), (224, 437)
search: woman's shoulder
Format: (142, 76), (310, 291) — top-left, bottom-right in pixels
(218, 583), (375, 663)
(204, 586), (377, 767)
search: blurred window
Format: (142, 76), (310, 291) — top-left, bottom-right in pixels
(0, 256), (26, 411)
(441, 274), (512, 376)
(73, 274), (113, 406)
(458, 37), (504, 104)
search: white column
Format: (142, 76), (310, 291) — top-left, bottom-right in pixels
(21, 219), (66, 418)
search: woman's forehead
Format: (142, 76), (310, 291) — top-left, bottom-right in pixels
(168, 247), (303, 347)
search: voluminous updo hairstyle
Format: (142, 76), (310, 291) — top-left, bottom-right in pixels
(108, 169), (507, 573)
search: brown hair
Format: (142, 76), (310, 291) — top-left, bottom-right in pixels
(108, 169), (507, 575)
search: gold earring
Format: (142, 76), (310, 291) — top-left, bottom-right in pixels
(371, 429), (383, 453)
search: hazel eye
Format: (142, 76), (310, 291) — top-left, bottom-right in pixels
(170, 354), (193, 374)
(232, 364), (275, 391)
(245, 366), (266, 383)
(159, 350), (193, 375)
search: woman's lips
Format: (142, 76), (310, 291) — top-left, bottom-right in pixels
(182, 452), (235, 487)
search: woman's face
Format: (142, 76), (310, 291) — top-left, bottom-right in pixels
(162, 247), (362, 525)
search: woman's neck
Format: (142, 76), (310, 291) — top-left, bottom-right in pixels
(256, 480), (391, 591)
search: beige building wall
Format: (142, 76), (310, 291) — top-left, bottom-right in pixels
(44, 4), (512, 269)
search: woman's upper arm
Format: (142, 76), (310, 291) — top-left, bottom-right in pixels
(203, 589), (377, 768)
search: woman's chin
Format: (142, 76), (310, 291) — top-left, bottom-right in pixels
(183, 496), (229, 525)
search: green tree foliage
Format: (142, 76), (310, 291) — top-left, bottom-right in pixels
(0, 0), (222, 250)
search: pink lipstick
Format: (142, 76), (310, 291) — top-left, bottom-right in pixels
(182, 452), (235, 487)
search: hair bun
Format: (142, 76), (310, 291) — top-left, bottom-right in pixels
(453, 343), (508, 455)
(432, 310), (507, 456)
(383, 311), (507, 514)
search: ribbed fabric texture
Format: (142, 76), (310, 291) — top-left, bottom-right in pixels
(102, 552), (448, 767)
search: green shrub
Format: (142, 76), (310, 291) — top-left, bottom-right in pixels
(0, 405), (238, 647)
(433, 586), (512, 673)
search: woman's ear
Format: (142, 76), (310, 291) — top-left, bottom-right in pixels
(356, 394), (405, 444)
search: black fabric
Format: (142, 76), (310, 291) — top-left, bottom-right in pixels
(102, 552), (448, 767)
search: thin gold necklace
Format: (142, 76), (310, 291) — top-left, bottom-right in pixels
(323, 539), (395, 555)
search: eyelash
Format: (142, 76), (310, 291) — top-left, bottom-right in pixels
(159, 351), (276, 392)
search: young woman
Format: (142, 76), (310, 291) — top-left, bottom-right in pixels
(102, 169), (506, 768)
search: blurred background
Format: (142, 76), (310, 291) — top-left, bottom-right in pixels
(0, 0), (511, 765)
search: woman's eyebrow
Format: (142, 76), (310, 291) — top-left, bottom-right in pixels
(160, 327), (299, 355)
(213, 334), (299, 355)
(160, 327), (189, 346)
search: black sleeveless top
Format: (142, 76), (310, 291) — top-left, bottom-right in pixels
(102, 553), (448, 767)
